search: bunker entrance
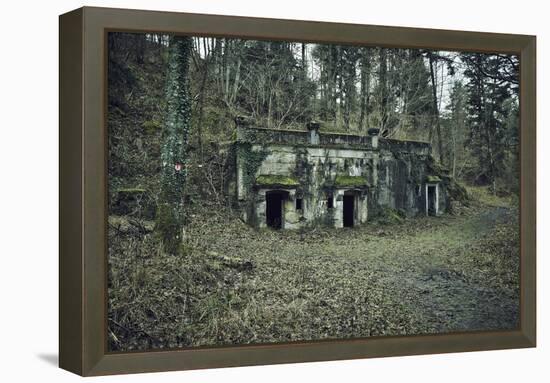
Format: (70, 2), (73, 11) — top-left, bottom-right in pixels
(343, 194), (355, 227)
(266, 191), (286, 229)
(427, 185), (437, 216)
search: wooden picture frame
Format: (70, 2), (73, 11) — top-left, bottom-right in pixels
(59, 6), (536, 376)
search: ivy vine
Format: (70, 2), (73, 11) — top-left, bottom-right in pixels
(238, 142), (269, 192)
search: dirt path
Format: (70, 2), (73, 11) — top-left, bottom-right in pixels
(388, 207), (518, 333)
(206, 204), (521, 341)
(108, 203), (521, 350)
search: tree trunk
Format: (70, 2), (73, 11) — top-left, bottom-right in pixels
(379, 48), (388, 130)
(428, 54), (445, 165)
(156, 36), (193, 255)
(302, 43), (307, 70)
(196, 48), (210, 165)
(359, 59), (366, 131)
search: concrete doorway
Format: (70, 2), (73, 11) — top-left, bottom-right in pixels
(343, 194), (355, 227)
(426, 185), (438, 216)
(266, 191), (285, 229)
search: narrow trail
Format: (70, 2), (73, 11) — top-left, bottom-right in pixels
(388, 208), (519, 332)
(236, 205), (520, 338)
(359, 205), (518, 334)
(390, 206), (519, 333)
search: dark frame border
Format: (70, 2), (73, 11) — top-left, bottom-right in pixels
(59, 6), (536, 376)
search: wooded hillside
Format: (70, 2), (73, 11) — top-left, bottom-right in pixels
(108, 33), (519, 204)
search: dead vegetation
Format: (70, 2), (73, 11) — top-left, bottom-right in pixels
(108, 187), (519, 351)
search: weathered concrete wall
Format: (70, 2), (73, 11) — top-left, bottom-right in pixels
(232, 126), (447, 229)
(236, 125), (375, 149)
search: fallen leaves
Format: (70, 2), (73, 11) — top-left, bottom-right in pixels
(107, 201), (520, 352)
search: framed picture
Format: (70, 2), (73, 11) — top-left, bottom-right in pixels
(59, 6), (536, 376)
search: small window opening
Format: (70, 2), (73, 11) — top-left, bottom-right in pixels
(327, 194), (334, 209)
(296, 198), (303, 210)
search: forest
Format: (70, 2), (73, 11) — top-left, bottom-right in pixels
(108, 33), (519, 197)
(107, 33), (520, 351)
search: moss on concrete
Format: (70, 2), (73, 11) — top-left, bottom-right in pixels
(426, 175), (442, 183)
(256, 175), (299, 188)
(334, 175), (368, 188)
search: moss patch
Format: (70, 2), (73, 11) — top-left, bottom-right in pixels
(334, 175), (368, 188)
(256, 175), (299, 188)
(375, 206), (405, 225)
(155, 203), (183, 255)
(465, 186), (513, 208)
(426, 175), (442, 183)
(142, 120), (161, 135)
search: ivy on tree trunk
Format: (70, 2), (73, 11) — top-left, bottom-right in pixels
(156, 35), (193, 255)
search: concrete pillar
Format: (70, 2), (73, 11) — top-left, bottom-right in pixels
(307, 121), (320, 145)
(334, 190), (344, 228)
(371, 135), (378, 149)
(367, 128), (380, 149)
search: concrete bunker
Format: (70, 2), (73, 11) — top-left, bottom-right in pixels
(231, 124), (449, 229)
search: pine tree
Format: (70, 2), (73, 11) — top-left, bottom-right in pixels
(341, 46), (360, 130)
(402, 50), (433, 130)
(446, 80), (468, 177)
(461, 52), (517, 191)
(358, 48), (372, 132)
(377, 47), (389, 130)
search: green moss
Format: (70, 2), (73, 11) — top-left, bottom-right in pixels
(376, 207), (405, 225)
(256, 175), (299, 188)
(142, 120), (161, 135)
(465, 186), (509, 207)
(334, 175), (368, 188)
(155, 203), (183, 255)
(426, 175), (442, 183)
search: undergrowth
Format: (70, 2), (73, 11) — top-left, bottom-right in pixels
(108, 195), (519, 351)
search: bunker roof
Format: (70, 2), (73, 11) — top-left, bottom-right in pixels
(235, 126), (431, 155)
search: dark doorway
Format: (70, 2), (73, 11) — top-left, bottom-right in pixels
(427, 185), (437, 216)
(343, 195), (355, 227)
(266, 191), (284, 229)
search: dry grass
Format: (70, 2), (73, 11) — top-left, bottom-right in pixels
(465, 185), (518, 208)
(108, 195), (520, 351)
